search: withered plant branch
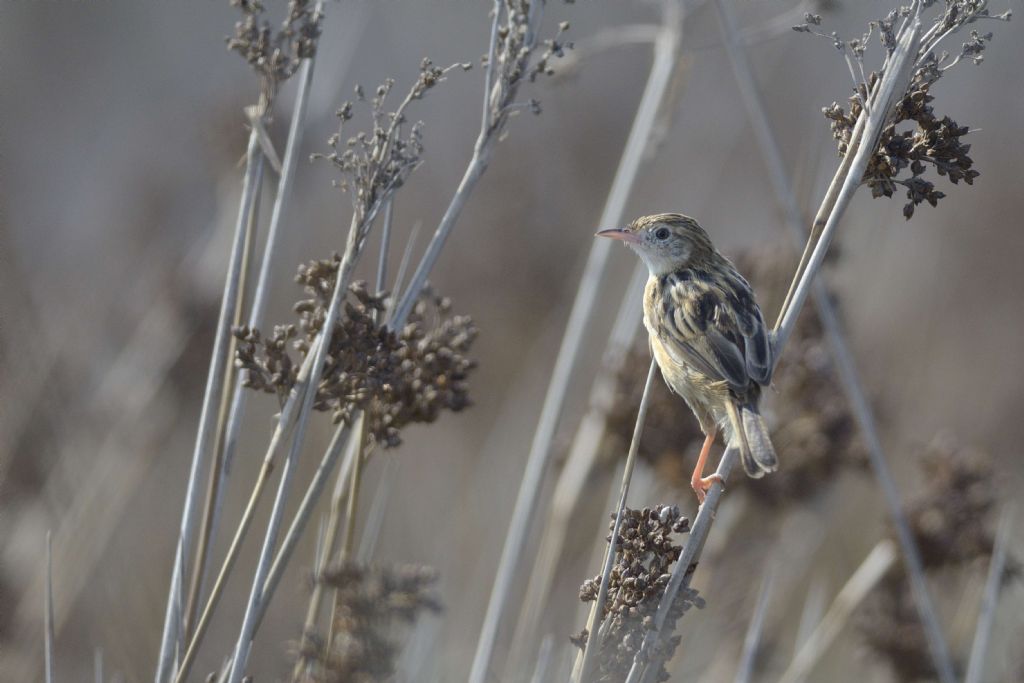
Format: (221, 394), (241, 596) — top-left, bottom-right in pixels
(292, 413), (364, 683)
(44, 531), (54, 683)
(714, 0), (957, 679)
(623, 12), (925, 683)
(389, 0), (560, 330)
(253, 422), (352, 628)
(735, 568), (776, 683)
(507, 262), (646, 672)
(469, 7), (682, 681)
(964, 507), (1015, 683)
(170, 42), (322, 683)
(573, 360), (659, 683)
(778, 540), (897, 683)
(155, 123), (266, 683)
(184, 128), (262, 641)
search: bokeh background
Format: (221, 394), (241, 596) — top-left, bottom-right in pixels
(2, 0), (1023, 681)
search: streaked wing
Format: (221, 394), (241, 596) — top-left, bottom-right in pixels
(655, 269), (772, 391)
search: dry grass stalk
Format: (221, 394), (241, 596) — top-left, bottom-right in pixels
(964, 506), (1014, 683)
(155, 125), (266, 683)
(778, 540), (898, 683)
(574, 360), (659, 682)
(156, 2), (325, 678)
(469, 6), (682, 680)
(620, 10), (928, 682)
(44, 531), (54, 683)
(734, 567), (776, 683)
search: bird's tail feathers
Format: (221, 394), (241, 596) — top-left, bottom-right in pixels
(725, 400), (778, 478)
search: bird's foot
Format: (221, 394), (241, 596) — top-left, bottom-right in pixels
(691, 473), (724, 505)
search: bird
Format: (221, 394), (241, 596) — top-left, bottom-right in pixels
(597, 213), (777, 504)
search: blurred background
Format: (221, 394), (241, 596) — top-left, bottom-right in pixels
(2, 0), (1023, 681)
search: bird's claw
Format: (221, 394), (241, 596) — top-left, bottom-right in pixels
(691, 474), (724, 505)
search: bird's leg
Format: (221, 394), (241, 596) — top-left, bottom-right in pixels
(691, 428), (724, 505)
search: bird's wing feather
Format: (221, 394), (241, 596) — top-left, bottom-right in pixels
(657, 271), (772, 391)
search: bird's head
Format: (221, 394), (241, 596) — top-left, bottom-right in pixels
(596, 213), (713, 275)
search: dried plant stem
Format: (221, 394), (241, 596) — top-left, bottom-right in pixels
(253, 422), (352, 629)
(44, 531), (54, 683)
(227, 206), (370, 683)
(964, 507), (1014, 683)
(197, 52), (322, 620)
(623, 15), (925, 683)
(389, 0), (543, 331)
(184, 150), (262, 640)
(469, 9), (682, 680)
(507, 262), (646, 670)
(290, 411), (365, 683)
(734, 567), (776, 683)
(713, 2), (957, 681)
(324, 415), (368, 649)
(777, 540), (897, 683)
(155, 125), (265, 683)
(171, 341), (320, 683)
(573, 360), (659, 683)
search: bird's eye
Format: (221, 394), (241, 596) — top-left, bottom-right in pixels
(655, 227), (670, 240)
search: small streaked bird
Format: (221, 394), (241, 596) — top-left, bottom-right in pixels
(597, 213), (777, 503)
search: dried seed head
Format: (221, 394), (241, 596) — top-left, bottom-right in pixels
(235, 258), (477, 449)
(573, 504), (703, 682)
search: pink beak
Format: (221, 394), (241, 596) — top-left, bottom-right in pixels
(595, 228), (641, 244)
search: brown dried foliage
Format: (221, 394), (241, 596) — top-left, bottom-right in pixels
(573, 505), (703, 683)
(859, 436), (1018, 681)
(235, 256), (477, 449)
(294, 562), (441, 683)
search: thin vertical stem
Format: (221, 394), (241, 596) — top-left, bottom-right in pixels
(712, 1), (956, 680)
(574, 360), (658, 683)
(964, 508), (1014, 683)
(734, 568), (776, 683)
(44, 531), (54, 683)
(468, 10), (682, 680)
(777, 540), (897, 683)
(253, 423), (352, 629)
(155, 125), (264, 683)
(624, 16), (925, 682)
(185, 142), (263, 639)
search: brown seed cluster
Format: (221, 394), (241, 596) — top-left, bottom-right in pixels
(226, 0), (323, 99)
(795, 2), (1010, 219)
(859, 437), (1018, 681)
(235, 255), (477, 448)
(295, 562), (441, 683)
(605, 249), (866, 504)
(573, 505), (704, 683)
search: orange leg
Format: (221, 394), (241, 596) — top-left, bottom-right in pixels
(691, 428), (724, 505)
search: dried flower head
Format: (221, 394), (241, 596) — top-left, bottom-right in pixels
(295, 562), (441, 683)
(859, 436), (1018, 681)
(235, 256), (477, 448)
(573, 505), (703, 683)
(605, 249), (865, 504)
(479, 1), (572, 127)
(226, 0), (323, 101)
(315, 60), (470, 251)
(796, 1), (1011, 218)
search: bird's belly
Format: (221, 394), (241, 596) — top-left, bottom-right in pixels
(649, 336), (729, 431)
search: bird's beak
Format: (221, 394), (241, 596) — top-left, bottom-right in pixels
(595, 228), (641, 244)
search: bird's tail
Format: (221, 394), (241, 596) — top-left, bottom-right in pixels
(725, 400), (778, 479)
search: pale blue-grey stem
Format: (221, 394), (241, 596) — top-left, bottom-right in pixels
(468, 9), (681, 682)
(574, 360), (658, 683)
(225, 208), (364, 683)
(712, 0), (957, 680)
(964, 508), (1014, 683)
(625, 13), (925, 683)
(154, 126), (264, 683)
